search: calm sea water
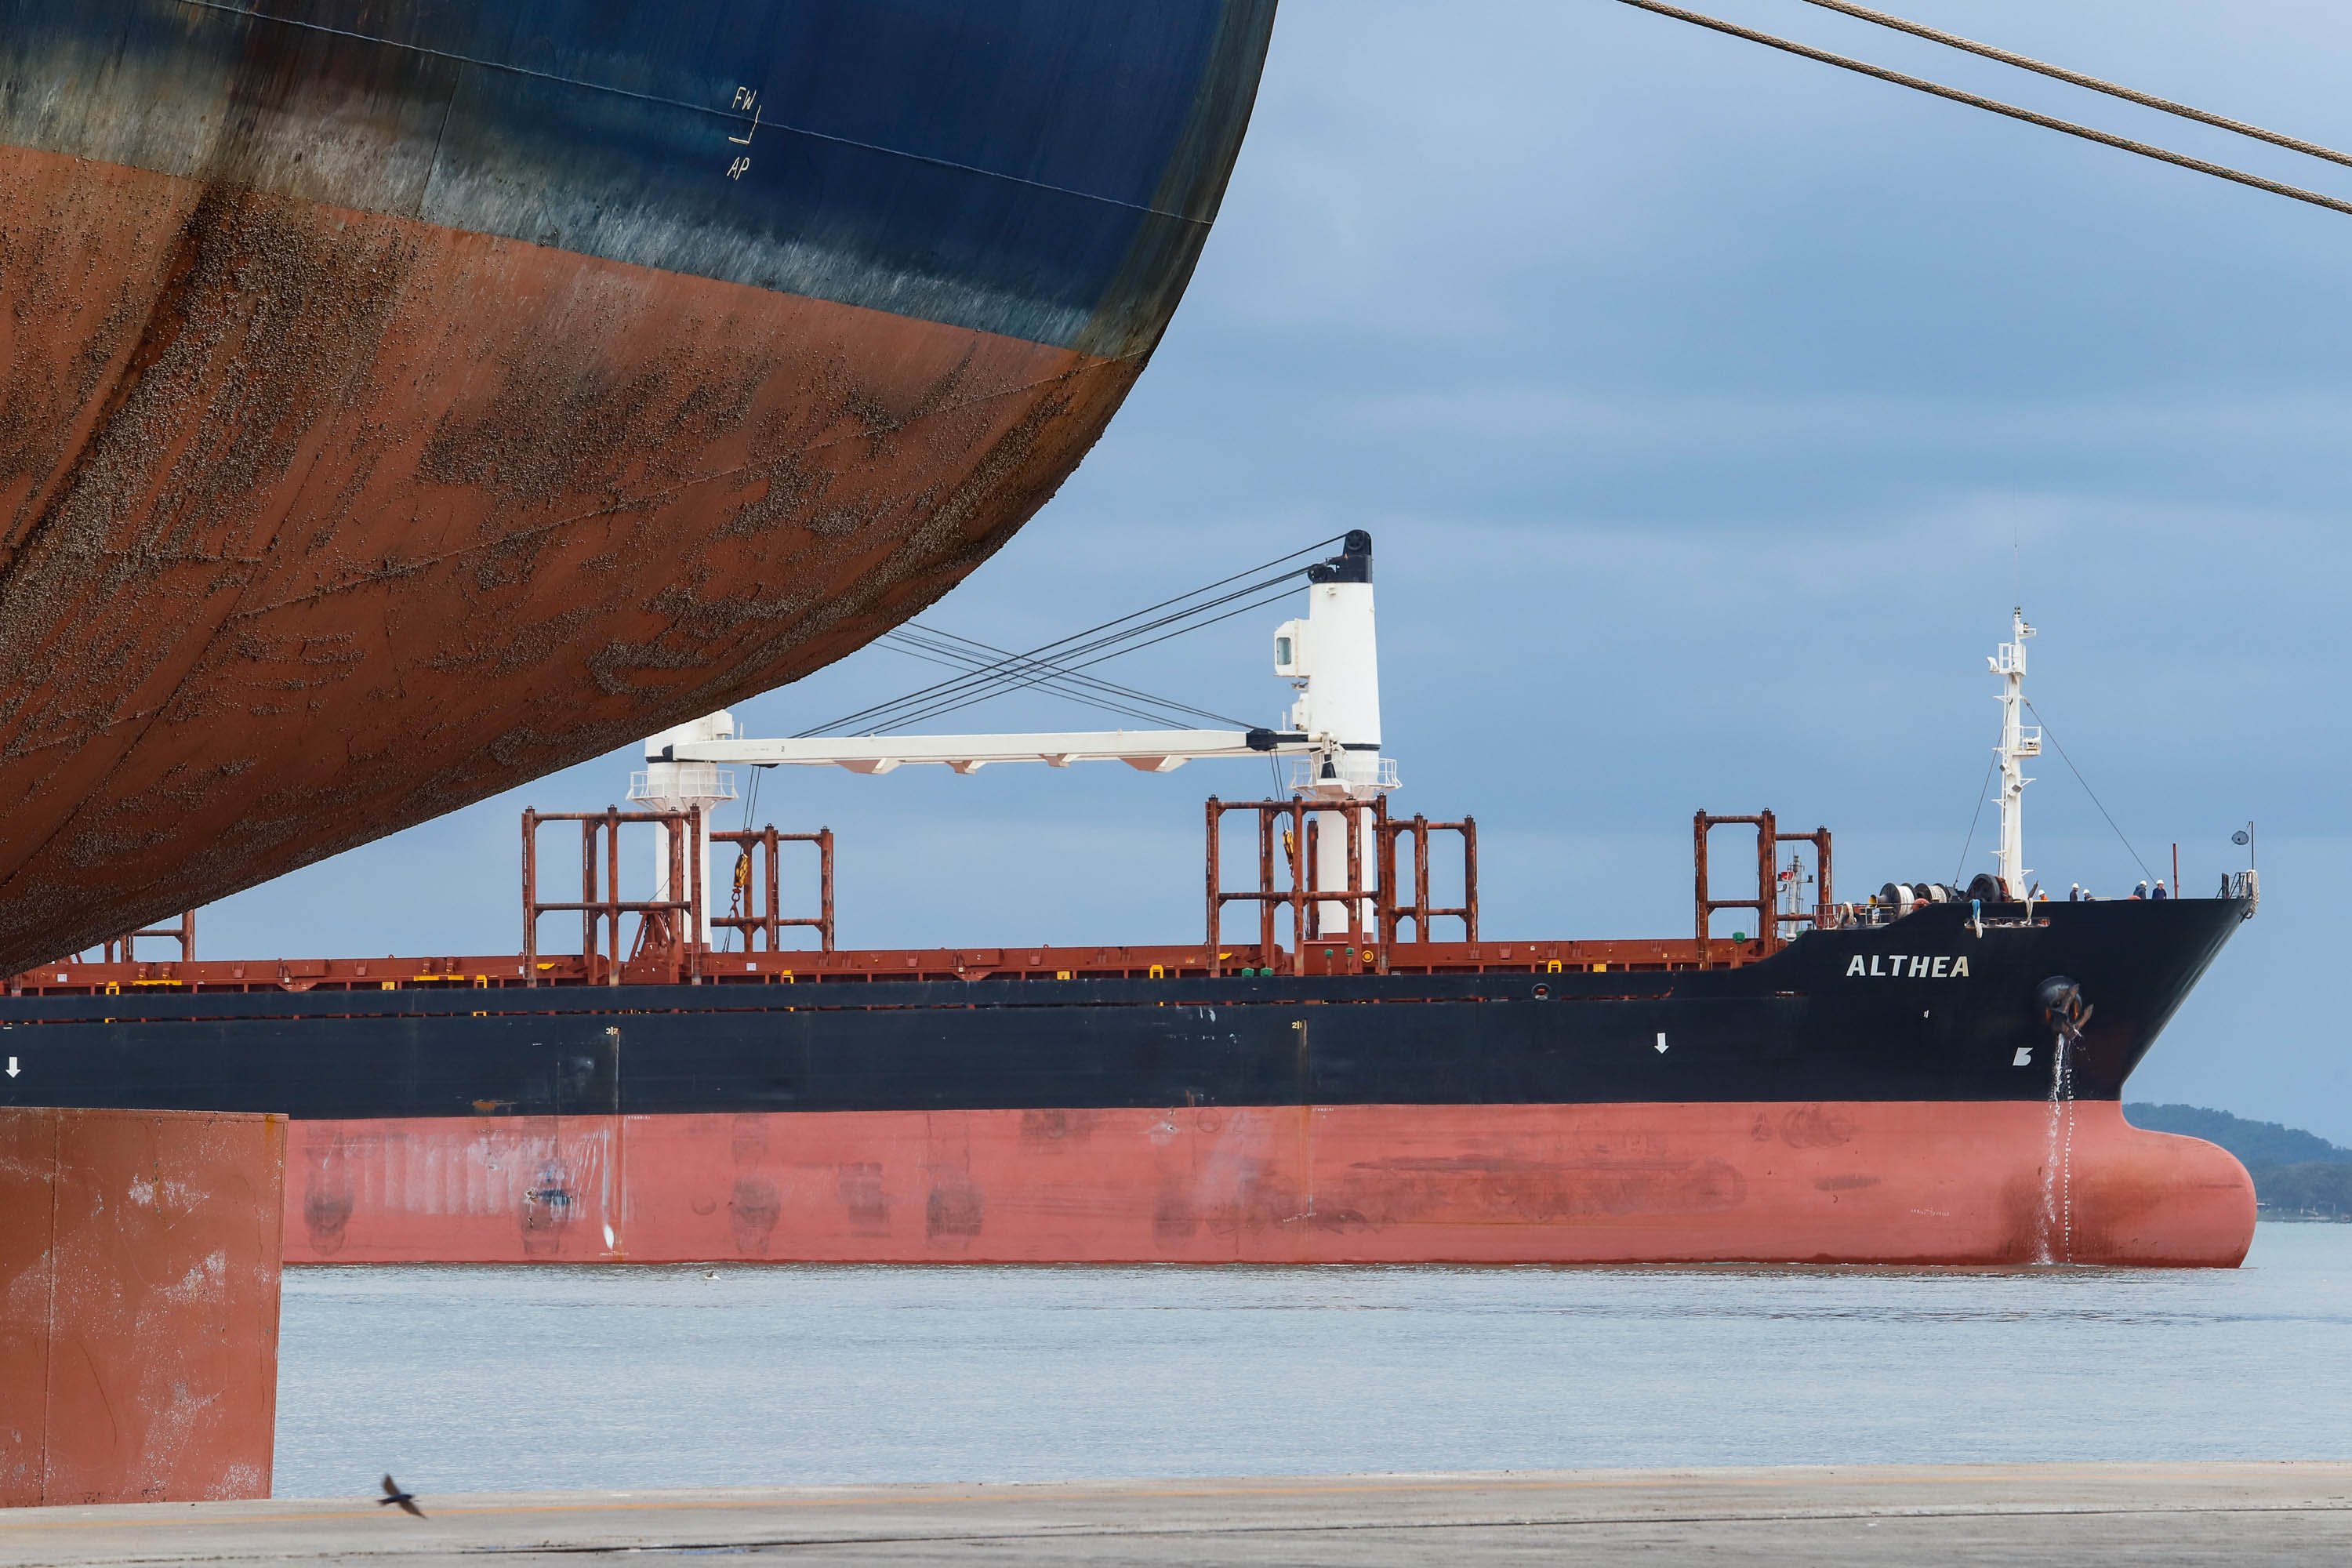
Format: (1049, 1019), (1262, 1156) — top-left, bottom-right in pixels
(274, 1225), (2352, 1501)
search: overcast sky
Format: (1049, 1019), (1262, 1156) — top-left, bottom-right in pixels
(208, 0), (2352, 1139)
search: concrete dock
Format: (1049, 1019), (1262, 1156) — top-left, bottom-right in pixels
(3, 1462), (2347, 1564)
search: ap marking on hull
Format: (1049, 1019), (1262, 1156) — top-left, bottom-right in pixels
(1846, 954), (1970, 978)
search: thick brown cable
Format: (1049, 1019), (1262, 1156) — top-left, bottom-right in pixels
(1798, 0), (2352, 172)
(1611, 0), (2352, 220)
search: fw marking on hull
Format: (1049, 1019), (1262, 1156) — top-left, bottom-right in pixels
(725, 85), (761, 179)
(1846, 954), (1971, 978)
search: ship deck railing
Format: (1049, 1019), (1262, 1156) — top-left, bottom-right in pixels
(5, 935), (1784, 998)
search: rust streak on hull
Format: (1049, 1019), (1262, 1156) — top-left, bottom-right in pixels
(283, 1102), (2257, 1269)
(0, 146), (1142, 970)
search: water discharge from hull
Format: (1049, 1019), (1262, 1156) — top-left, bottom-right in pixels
(2037, 1033), (2078, 1265)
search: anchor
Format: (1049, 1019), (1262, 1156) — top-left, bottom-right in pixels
(2037, 975), (2094, 1043)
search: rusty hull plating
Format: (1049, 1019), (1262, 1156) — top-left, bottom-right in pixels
(0, 1), (1279, 970)
(0, 1108), (284, 1506)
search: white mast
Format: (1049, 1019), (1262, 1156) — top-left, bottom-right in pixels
(1988, 607), (2041, 898)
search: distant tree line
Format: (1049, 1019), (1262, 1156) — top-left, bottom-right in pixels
(2127, 1104), (2352, 1218)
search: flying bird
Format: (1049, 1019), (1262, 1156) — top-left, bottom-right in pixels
(379, 1475), (424, 1517)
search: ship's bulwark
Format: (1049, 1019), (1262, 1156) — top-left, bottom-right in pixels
(0, 1), (1277, 971)
(286, 1103), (2254, 1267)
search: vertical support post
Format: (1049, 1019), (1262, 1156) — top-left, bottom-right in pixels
(1205, 798), (1221, 973)
(1461, 815), (1479, 942)
(663, 814), (684, 982)
(1345, 808), (1364, 956)
(688, 809), (704, 985)
(817, 828), (837, 952)
(604, 806), (622, 987)
(1258, 807), (1276, 964)
(1287, 799), (1307, 976)
(580, 819), (597, 976)
(1817, 827), (1834, 925)
(1694, 811), (1710, 969)
(1305, 818), (1321, 941)
(522, 810), (539, 988)
(1756, 808), (1777, 956)
(1377, 811), (1397, 946)
(1413, 816), (1432, 944)
(759, 826), (777, 951)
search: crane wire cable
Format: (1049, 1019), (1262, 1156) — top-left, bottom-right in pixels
(877, 628), (1248, 731)
(1609, 0), (2352, 221)
(887, 624), (1253, 728)
(1795, 0), (2352, 172)
(880, 636), (1200, 730)
(2023, 699), (2158, 885)
(855, 569), (1312, 735)
(876, 637), (1196, 731)
(1951, 720), (2000, 887)
(813, 536), (1342, 734)
(871, 581), (1310, 735)
(799, 535), (1345, 737)
(884, 631), (1192, 726)
(809, 564), (1306, 735)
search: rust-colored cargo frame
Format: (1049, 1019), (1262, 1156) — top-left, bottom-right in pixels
(710, 826), (835, 953)
(13, 796), (1788, 998)
(1205, 797), (1479, 978)
(85, 910), (194, 966)
(1694, 810), (1834, 967)
(522, 808), (704, 986)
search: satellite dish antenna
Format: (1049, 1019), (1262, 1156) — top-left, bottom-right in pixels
(2230, 829), (2250, 847)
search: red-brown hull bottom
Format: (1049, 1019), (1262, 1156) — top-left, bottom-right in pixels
(0, 145), (1140, 971)
(286, 1102), (2256, 1268)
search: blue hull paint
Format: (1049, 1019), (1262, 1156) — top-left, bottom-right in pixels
(0, 0), (1276, 350)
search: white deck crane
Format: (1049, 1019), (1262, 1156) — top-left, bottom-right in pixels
(640, 532), (1399, 936)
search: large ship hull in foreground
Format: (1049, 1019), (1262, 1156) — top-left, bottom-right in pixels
(0, 898), (2256, 1267)
(0, 1), (1276, 973)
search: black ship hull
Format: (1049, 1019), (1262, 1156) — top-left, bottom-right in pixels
(0, 900), (2255, 1266)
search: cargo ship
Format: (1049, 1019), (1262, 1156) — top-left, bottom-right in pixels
(0, 1), (1277, 974)
(0, 536), (2261, 1266)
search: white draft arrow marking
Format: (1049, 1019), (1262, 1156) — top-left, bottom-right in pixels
(5, 1057), (17, 1078)
(1654, 1033), (1668, 1054)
